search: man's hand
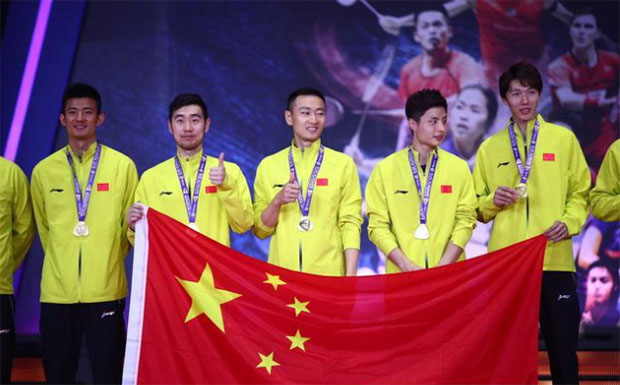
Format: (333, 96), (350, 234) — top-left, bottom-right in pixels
(127, 203), (145, 231)
(275, 173), (300, 206)
(378, 15), (402, 35)
(544, 220), (569, 242)
(493, 186), (521, 208)
(209, 152), (226, 186)
(388, 248), (422, 272)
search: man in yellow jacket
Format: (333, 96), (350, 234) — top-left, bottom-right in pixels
(473, 62), (590, 384)
(0, 157), (35, 383)
(591, 139), (620, 222)
(253, 88), (363, 276)
(31, 84), (138, 384)
(366, 89), (477, 273)
(126, 94), (253, 245)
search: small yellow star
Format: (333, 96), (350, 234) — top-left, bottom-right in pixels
(176, 263), (242, 332)
(286, 330), (310, 351)
(256, 352), (280, 375)
(287, 297), (310, 317)
(263, 273), (286, 291)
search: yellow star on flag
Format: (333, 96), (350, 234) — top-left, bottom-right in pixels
(256, 352), (280, 374)
(263, 273), (286, 291)
(176, 263), (241, 332)
(287, 297), (310, 317)
(286, 330), (310, 351)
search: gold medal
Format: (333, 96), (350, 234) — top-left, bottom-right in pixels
(73, 221), (89, 237)
(297, 216), (313, 232)
(414, 224), (430, 240)
(188, 223), (200, 232)
(515, 183), (528, 198)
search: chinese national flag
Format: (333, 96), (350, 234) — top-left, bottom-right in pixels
(123, 208), (545, 384)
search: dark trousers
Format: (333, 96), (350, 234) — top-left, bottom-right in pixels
(1, 295), (15, 384)
(540, 271), (580, 385)
(40, 300), (126, 384)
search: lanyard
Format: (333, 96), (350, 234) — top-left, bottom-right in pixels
(66, 143), (101, 222)
(174, 153), (208, 224)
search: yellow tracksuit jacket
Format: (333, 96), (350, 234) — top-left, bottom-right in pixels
(591, 139), (620, 222)
(253, 140), (363, 276)
(0, 157), (35, 294)
(131, 149), (253, 246)
(31, 142), (138, 303)
(366, 147), (477, 273)
(473, 115), (590, 271)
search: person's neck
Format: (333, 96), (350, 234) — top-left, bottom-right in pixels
(293, 136), (315, 150)
(426, 47), (450, 67)
(514, 118), (531, 137)
(572, 46), (597, 66)
(177, 145), (202, 159)
(412, 140), (434, 166)
(454, 136), (480, 159)
(69, 138), (96, 159)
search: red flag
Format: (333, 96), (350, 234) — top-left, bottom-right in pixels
(123, 208), (545, 384)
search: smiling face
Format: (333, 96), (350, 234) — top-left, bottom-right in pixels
(410, 106), (447, 151)
(60, 97), (104, 143)
(449, 88), (489, 144)
(414, 10), (452, 53)
(285, 95), (326, 148)
(168, 104), (210, 154)
(502, 80), (540, 129)
(570, 14), (599, 50)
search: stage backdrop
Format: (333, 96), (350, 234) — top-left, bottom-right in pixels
(13, 0), (620, 344)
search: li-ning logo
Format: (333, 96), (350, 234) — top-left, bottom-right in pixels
(159, 191), (173, 196)
(394, 190), (409, 195)
(49, 188), (64, 193)
(101, 311), (116, 319)
(497, 162), (510, 168)
(0, 329), (10, 334)
(557, 294), (571, 301)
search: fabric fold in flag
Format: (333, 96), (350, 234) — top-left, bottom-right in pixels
(123, 208), (546, 384)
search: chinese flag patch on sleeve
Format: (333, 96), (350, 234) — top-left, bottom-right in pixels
(317, 178), (328, 186)
(97, 183), (109, 191)
(542, 153), (555, 161)
(205, 186), (218, 194)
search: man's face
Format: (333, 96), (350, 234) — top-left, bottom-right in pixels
(450, 88), (489, 143)
(60, 98), (104, 142)
(586, 267), (614, 305)
(570, 14), (598, 50)
(502, 80), (540, 126)
(168, 104), (210, 153)
(285, 95), (326, 146)
(413, 11), (452, 52)
(409, 106), (447, 149)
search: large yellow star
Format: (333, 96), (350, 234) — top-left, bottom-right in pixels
(287, 297), (310, 317)
(176, 263), (241, 332)
(263, 273), (286, 291)
(286, 330), (310, 351)
(256, 352), (280, 374)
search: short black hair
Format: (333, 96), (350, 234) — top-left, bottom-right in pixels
(571, 7), (598, 26)
(460, 84), (498, 132)
(498, 61), (543, 99)
(62, 83), (102, 114)
(415, 5), (450, 28)
(405, 89), (447, 121)
(168, 94), (208, 121)
(286, 88), (326, 111)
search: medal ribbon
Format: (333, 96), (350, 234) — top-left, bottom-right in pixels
(408, 147), (438, 226)
(508, 119), (540, 184)
(174, 153), (208, 224)
(66, 143), (102, 222)
(288, 145), (324, 217)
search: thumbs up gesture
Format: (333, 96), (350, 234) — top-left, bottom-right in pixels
(209, 152), (226, 186)
(276, 172), (300, 205)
